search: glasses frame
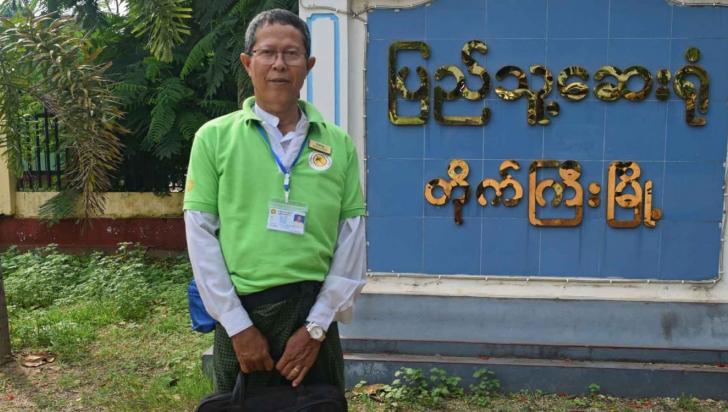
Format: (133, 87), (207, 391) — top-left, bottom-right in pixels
(251, 48), (307, 66)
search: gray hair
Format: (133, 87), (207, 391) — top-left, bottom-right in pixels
(245, 9), (311, 58)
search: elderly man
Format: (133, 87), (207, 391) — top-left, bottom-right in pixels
(183, 9), (366, 394)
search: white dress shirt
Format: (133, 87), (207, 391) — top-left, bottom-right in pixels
(184, 104), (366, 337)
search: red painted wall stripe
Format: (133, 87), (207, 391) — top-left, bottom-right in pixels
(0, 217), (186, 251)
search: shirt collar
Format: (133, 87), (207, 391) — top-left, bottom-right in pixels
(253, 103), (308, 132)
(241, 96), (326, 124)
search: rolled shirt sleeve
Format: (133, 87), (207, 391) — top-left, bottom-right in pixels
(307, 216), (366, 331)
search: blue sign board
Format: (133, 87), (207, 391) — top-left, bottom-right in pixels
(366, 0), (728, 280)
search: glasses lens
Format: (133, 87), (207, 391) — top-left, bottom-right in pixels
(283, 51), (304, 65)
(254, 49), (304, 65)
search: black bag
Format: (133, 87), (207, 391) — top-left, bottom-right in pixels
(195, 373), (347, 412)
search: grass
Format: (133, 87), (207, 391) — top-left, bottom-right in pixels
(0, 245), (727, 411)
(0, 244), (214, 411)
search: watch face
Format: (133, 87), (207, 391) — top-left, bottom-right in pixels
(306, 322), (325, 341)
(311, 327), (324, 340)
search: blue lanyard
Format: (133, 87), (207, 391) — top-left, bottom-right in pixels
(255, 123), (308, 203)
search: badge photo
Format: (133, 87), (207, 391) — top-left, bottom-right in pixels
(308, 152), (332, 171)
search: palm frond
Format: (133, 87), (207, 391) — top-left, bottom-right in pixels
(198, 99), (237, 118)
(0, 14), (125, 219)
(143, 57), (167, 81)
(128, 0), (192, 62)
(145, 77), (192, 143)
(146, 102), (175, 146)
(0, 49), (26, 174)
(179, 27), (219, 79)
(194, 0), (236, 29)
(38, 189), (80, 223)
(153, 129), (182, 158)
(177, 110), (208, 141)
(203, 42), (229, 99)
(113, 80), (148, 105)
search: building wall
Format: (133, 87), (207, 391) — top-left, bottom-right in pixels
(301, 0), (728, 351)
(0, 154), (185, 250)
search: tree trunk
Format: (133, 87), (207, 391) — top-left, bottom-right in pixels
(0, 270), (11, 364)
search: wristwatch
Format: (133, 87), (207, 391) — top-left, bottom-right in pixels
(305, 321), (326, 342)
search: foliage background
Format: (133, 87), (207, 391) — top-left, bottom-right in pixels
(0, 0), (297, 207)
(105, 0), (297, 192)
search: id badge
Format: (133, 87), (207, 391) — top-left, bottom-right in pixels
(267, 200), (308, 235)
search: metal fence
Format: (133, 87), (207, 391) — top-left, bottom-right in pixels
(14, 109), (191, 193)
(16, 109), (64, 191)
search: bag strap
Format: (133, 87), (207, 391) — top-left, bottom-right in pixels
(229, 372), (246, 412)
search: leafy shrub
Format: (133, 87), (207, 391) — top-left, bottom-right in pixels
(1, 243), (195, 360)
(469, 368), (501, 407)
(383, 367), (428, 406)
(429, 367), (463, 402)
(380, 367), (467, 408)
(76, 244), (158, 321)
(2, 245), (87, 309)
(677, 394), (701, 411)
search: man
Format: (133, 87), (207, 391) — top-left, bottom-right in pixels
(183, 9), (366, 394)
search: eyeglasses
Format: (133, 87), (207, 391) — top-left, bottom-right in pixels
(251, 48), (306, 66)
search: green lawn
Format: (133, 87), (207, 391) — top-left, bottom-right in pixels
(0, 245), (726, 411)
(0, 245), (213, 411)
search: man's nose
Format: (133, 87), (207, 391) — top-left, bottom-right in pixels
(271, 52), (288, 69)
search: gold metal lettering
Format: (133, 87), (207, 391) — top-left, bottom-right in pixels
(557, 66), (589, 101)
(499, 160), (523, 207)
(673, 47), (709, 126)
(449, 160), (470, 225)
(605, 161), (662, 229)
(388, 41), (430, 125)
(495, 66), (528, 100)
(593, 66), (652, 102)
(593, 66), (621, 101)
(434, 65), (490, 125)
(434, 65), (465, 124)
(432, 40), (492, 126)
(435, 40), (490, 126)
(607, 161), (642, 228)
(424, 159), (471, 224)
(643, 180), (662, 228)
(477, 177), (501, 206)
(428, 160), (663, 228)
(432, 41), (492, 126)
(622, 66), (652, 101)
(496, 65), (559, 125)
(685, 47), (700, 62)
(588, 182), (601, 208)
(475, 160), (523, 207)
(424, 178), (451, 205)
(656, 69), (671, 101)
(461, 40), (491, 102)
(528, 160), (583, 227)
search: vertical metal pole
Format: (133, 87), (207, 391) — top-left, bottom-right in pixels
(54, 118), (61, 190)
(34, 114), (42, 189)
(25, 118), (33, 190)
(0, 270), (11, 364)
(43, 109), (52, 188)
(16, 116), (24, 191)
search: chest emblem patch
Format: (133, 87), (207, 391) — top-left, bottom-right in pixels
(308, 152), (332, 171)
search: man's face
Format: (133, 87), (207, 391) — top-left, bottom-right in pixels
(240, 23), (315, 114)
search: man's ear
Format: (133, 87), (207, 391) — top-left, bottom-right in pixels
(240, 53), (252, 73)
(306, 56), (316, 72)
